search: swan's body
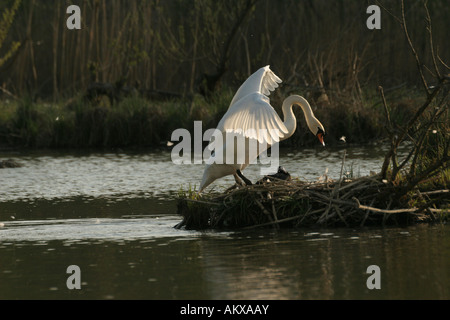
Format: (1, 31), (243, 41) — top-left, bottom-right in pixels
(199, 65), (325, 192)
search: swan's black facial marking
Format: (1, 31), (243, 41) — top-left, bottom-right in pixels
(316, 127), (325, 146)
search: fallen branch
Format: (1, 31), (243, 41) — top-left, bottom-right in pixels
(353, 197), (446, 214)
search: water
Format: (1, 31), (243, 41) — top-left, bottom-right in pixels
(1, 146), (449, 299)
(0, 146), (384, 202)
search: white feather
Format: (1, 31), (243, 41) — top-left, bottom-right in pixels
(199, 66), (325, 192)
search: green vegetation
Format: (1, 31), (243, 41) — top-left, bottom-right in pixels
(0, 90), (232, 148)
(0, 86), (422, 149)
(0, 0), (447, 150)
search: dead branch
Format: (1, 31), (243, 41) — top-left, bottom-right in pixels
(401, 0), (429, 95)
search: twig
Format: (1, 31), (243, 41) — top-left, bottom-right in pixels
(423, 1), (441, 79)
(401, 0), (429, 95)
(339, 175), (382, 193)
(354, 196), (405, 213)
(437, 49), (450, 70)
(0, 86), (18, 99)
(420, 190), (449, 196)
(183, 198), (221, 206)
(353, 196), (444, 214)
(375, 0), (402, 24)
(360, 198), (376, 227)
(271, 198), (278, 222)
(309, 190), (358, 207)
(254, 198), (272, 217)
(243, 212), (312, 229)
(378, 86), (392, 134)
(333, 204), (348, 227)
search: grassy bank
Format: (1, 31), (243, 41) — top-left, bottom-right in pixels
(0, 91), (230, 149)
(0, 86), (423, 150)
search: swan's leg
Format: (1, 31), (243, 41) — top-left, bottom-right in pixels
(233, 173), (245, 186)
(236, 170), (252, 186)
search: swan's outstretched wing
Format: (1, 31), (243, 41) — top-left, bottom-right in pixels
(228, 65), (282, 108)
(216, 92), (288, 145)
(207, 65), (285, 149)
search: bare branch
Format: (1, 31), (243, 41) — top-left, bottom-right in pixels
(375, 0), (402, 24)
(436, 47), (450, 70)
(423, 0), (441, 79)
(401, 0), (430, 95)
(378, 86), (392, 134)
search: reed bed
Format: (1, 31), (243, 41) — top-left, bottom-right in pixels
(176, 173), (448, 230)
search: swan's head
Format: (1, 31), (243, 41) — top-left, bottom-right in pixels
(316, 126), (326, 147)
(307, 118), (326, 147)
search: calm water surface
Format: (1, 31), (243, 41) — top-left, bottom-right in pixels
(0, 146), (449, 299)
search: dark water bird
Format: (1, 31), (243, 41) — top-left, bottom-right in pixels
(256, 166), (291, 184)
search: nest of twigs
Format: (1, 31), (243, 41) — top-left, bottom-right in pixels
(175, 174), (448, 230)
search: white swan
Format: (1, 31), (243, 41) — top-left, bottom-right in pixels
(199, 65), (325, 192)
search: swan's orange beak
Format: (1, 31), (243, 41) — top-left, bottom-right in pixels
(317, 132), (325, 146)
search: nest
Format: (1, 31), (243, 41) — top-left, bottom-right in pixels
(175, 174), (448, 230)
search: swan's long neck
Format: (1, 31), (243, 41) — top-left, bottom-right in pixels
(281, 95), (315, 139)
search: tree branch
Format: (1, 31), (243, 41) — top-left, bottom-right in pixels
(401, 0), (430, 95)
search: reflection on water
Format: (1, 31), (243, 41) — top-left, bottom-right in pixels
(1, 221), (449, 299)
(0, 147), (448, 299)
